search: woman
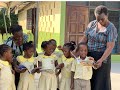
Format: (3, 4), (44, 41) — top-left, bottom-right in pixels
(5, 24), (28, 88)
(5, 25), (28, 58)
(80, 5), (117, 90)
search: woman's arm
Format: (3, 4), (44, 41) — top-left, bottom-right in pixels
(96, 42), (115, 68)
(79, 35), (88, 43)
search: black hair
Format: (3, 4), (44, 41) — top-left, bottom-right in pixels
(23, 41), (34, 51)
(0, 44), (11, 56)
(49, 39), (57, 46)
(63, 41), (76, 51)
(41, 41), (51, 50)
(76, 42), (88, 52)
(10, 24), (23, 35)
(94, 5), (108, 15)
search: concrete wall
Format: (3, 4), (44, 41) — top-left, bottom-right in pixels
(39, 1), (61, 33)
(18, 1), (62, 52)
(18, 11), (27, 30)
(37, 1), (61, 51)
(18, 3), (36, 30)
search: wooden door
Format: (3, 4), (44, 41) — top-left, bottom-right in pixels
(65, 5), (89, 44)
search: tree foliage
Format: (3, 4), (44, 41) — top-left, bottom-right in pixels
(0, 10), (18, 34)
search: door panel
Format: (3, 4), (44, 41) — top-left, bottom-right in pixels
(65, 5), (89, 44)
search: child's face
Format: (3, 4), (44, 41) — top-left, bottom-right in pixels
(51, 45), (56, 53)
(5, 49), (13, 63)
(63, 46), (71, 58)
(79, 45), (88, 59)
(24, 47), (34, 58)
(44, 44), (54, 56)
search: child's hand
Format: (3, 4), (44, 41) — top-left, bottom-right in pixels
(11, 70), (15, 74)
(14, 67), (27, 73)
(31, 67), (41, 74)
(70, 83), (74, 90)
(20, 68), (27, 73)
(89, 57), (94, 61)
(56, 63), (64, 69)
(87, 57), (96, 66)
(55, 69), (61, 76)
(57, 45), (63, 50)
(14, 67), (21, 73)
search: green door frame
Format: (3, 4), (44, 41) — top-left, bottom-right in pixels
(60, 1), (66, 45)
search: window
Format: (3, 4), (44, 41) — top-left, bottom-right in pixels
(27, 9), (32, 30)
(27, 8), (36, 32)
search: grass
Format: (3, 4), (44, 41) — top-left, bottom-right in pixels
(111, 54), (120, 63)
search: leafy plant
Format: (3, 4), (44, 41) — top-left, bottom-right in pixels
(0, 9), (18, 34)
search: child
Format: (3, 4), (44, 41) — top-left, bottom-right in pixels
(71, 42), (95, 90)
(0, 44), (16, 90)
(56, 42), (76, 90)
(49, 39), (63, 90)
(49, 39), (63, 58)
(49, 39), (57, 52)
(16, 41), (38, 90)
(36, 41), (58, 90)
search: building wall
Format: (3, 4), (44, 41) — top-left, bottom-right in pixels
(18, 3), (36, 31)
(37, 1), (61, 51)
(18, 11), (27, 30)
(39, 1), (61, 33)
(18, 1), (62, 52)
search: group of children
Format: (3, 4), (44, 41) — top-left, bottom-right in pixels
(0, 39), (97, 90)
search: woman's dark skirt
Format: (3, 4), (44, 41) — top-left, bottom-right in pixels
(88, 51), (111, 90)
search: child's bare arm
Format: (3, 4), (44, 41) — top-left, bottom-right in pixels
(38, 61), (42, 67)
(34, 61), (42, 68)
(55, 60), (58, 67)
(71, 71), (75, 90)
(56, 69), (61, 76)
(34, 61), (42, 73)
(12, 58), (20, 68)
(11, 69), (15, 74)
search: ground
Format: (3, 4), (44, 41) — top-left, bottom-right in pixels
(34, 63), (120, 90)
(111, 63), (120, 90)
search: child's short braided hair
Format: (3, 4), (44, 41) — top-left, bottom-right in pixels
(0, 44), (11, 56)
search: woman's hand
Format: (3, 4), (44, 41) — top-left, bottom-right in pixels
(95, 59), (103, 68)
